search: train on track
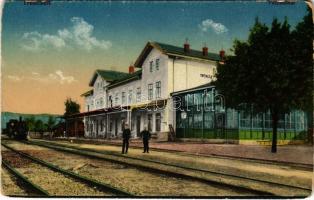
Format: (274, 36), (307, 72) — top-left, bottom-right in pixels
(3, 117), (28, 140)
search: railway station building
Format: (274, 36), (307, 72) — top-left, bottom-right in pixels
(70, 41), (219, 140)
(68, 40), (309, 143)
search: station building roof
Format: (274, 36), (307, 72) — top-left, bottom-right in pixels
(171, 82), (215, 96)
(89, 69), (128, 86)
(80, 89), (93, 97)
(86, 41), (220, 94)
(107, 69), (142, 89)
(134, 41), (220, 68)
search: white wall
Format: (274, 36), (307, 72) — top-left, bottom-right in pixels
(106, 46), (169, 107)
(84, 95), (93, 112)
(85, 48), (217, 111)
(107, 79), (141, 107)
(167, 58), (217, 94)
(84, 75), (111, 111)
(93, 76), (107, 109)
(141, 48), (168, 101)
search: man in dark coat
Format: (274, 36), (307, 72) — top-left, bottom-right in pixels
(141, 126), (151, 153)
(122, 123), (131, 154)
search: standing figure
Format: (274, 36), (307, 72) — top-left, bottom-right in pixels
(141, 126), (151, 153)
(122, 123), (131, 154)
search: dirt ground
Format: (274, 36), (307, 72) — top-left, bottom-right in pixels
(3, 141), (254, 196)
(42, 140), (312, 189)
(52, 138), (313, 165)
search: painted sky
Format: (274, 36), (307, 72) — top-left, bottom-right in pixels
(2, 1), (308, 114)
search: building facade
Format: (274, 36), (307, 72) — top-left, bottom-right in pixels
(77, 41), (220, 139)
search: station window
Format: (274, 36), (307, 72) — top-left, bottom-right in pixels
(156, 59), (160, 71)
(115, 93), (119, 105)
(128, 90), (133, 104)
(148, 84), (153, 100)
(136, 87), (141, 102)
(156, 113), (161, 132)
(108, 95), (112, 107)
(155, 81), (161, 98)
(149, 61), (153, 72)
(122, 92), (126, 104)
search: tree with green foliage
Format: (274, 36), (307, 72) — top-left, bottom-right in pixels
(215, 10), (312, 153)
(290, 8), (313, 143)
(25, 116), (36, 132)
(34, 119), (45, 136)
(45, 116), (56, 133)
(64, 98), (80, 116)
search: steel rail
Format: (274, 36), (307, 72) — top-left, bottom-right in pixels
(22, 140), (307, 196)
(1, 143), (134, 197)
(29, 140), (312, 192)
(2, 159), (50, 197)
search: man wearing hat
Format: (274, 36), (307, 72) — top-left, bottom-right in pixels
(140, 126), (151, 153)
(122, 123), (131, 154)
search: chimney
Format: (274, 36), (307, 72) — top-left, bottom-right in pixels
(202, 43), (208, 56)
(184, 38), (190, 53)
(128, 65), (135, 74)
(219, 49), (225, 61)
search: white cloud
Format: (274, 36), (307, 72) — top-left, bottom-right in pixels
(49, 70), (76, 84)
(21, 17), (112, 51)
(199, 19), (228, 34)
(8, 71), (76, 84)
(7, 75), (22, 82)
(21, 32), (66, 51)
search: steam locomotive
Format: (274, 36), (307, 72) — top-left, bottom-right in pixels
(4, 117), (28, 140)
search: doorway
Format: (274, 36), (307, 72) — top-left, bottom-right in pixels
(114, 119), (118, 136)
(136, 116), (141, 137)
(95, 120), (98, 138)
(215, 113), (225, 139)
(148, 114), (152, 132)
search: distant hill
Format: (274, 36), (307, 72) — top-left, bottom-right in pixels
(1, 112), (63, 129)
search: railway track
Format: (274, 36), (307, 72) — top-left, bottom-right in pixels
(1, 143), (134, 197)
(2, 160), (49, 197)
(52, 138), (313, 171)
(2, 140), (263, 197)
(21, 139), (311, 197)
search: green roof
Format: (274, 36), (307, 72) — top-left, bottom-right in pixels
(134, 41), (220, 68)
(87, 41), (220, 89)
(97, 70), (127, 80)
(89, 69), (128, 86)
(108, 69), (142, 89)
(171, 82), (215, 96)
(80, 89), (93, 97)
(155, 42), (220, 61)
